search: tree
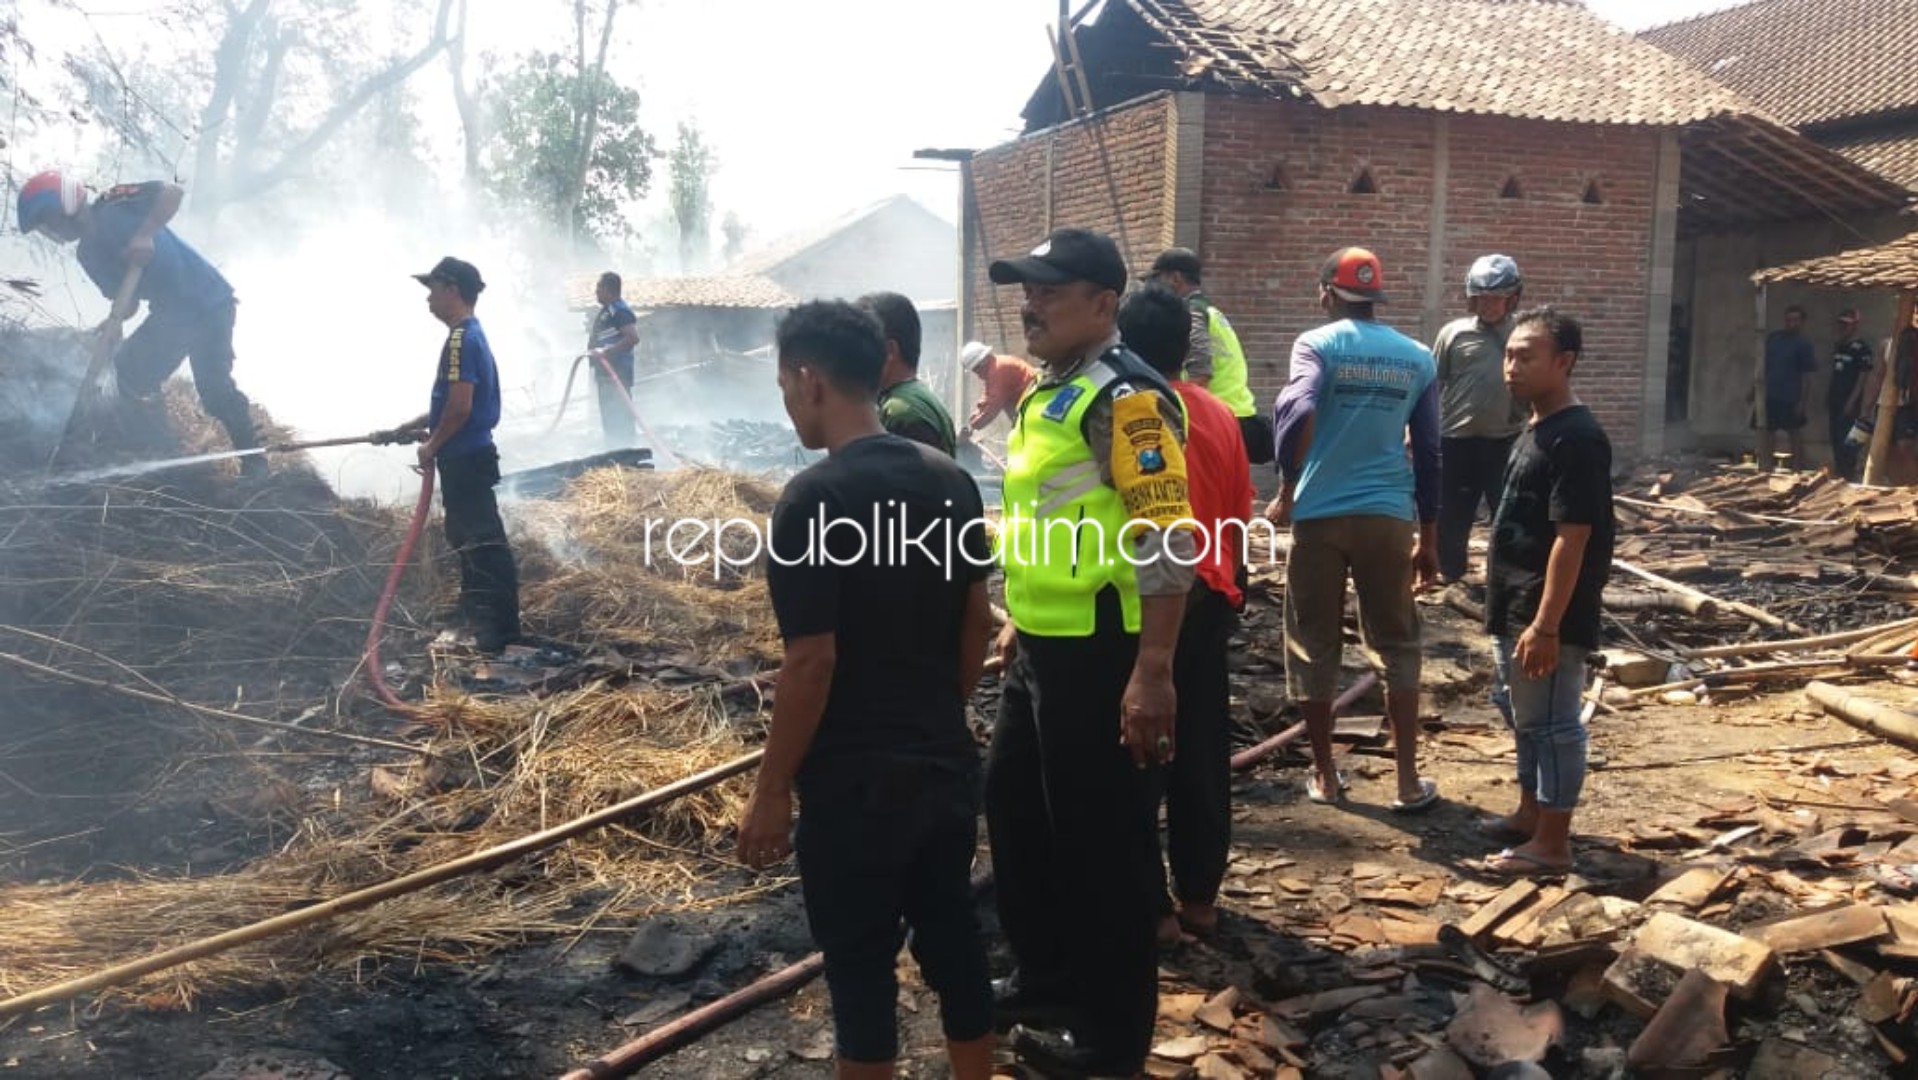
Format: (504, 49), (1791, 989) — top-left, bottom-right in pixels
(478, 53), (654, 246)
(720, 211), (749, 265)
(669, 122), (717, 272)
(62, 0), (456, 220)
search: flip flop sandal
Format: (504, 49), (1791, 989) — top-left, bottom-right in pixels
(1307, 771), (1349, 805)
(1485, 848), (1576, 878)
(1390, 778), (1441, 814)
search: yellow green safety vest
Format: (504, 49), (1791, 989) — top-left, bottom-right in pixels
(1000, 353), (1187, 638)
(1191, 295), (1256, 419)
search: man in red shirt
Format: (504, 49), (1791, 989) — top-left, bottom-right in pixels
(1118, 283), (1254, 943)
(958, 340), (1037, 438)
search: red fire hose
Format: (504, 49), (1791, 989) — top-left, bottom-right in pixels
(586, 352), (684, 467)
(563, 673), (1381, 1076)
(360, 466), (436, 720)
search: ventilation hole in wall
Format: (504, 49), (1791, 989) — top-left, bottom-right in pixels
(1263, 164), (1290, 191)
(1499, 175), (1524, 199)
(1348, 167), (1377, 195)
(1581, 179), (1604, 205)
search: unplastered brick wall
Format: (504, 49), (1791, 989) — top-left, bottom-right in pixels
(964, 93), (1173, 356)
(1198, 98), (1661, 454)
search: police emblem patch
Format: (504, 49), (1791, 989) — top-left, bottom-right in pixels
(1137, 447), (1165, 475)
(1041, 384), (1085, 422)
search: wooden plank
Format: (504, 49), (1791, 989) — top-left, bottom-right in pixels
(1496, 886), (1568, 949)
(1883, 904), (1918, 944)
(1457, 880), (1540, 940)
(1750, 904), (1889, 954)
(1632, 912), (1776, 999)
(1645, 866), (1732, 910)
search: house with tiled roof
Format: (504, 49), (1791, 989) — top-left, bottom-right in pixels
(958, 0), (1910, 457)
(555, 197), (960, 434)
(1643, 0), (1918, 190)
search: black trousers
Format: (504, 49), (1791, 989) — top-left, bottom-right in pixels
(116, 300), (258, 452)
(436, 448), (520, 647)
(986, 588), (1159, 1072)
(1238, 414), (1275, 466)
(592, 353), (636, 447)
(796, 756), (993, 1063)
(1438, 435), (1516, 582)
(1830, 402), (1862, 480)
(1151, 583), (1237, 914)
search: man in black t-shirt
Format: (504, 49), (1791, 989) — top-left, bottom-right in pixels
(1480, 307), (1613, 878)
(1829, 308), (1874, 481)
(735, 300), (996, 1078)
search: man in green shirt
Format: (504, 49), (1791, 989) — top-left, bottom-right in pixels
(858, 291), (957, 457)
(1145, 248), (1269, 464)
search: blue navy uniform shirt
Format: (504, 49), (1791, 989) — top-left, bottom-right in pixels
(75, 182), (233, 315)
(430, 317), (503, 458)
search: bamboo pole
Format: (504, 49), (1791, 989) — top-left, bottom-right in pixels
(1755, 282), (1774, 471)
(1805, 681), (1918, 751)
(1612, 559), (1798, 632)
(1682, 617), (1918, 660)
(0, 751), (764, 1021)
(1628, 655), (1908, 699)
(1862, 291), (1913, 487)
(1603, 588), (1719, 619)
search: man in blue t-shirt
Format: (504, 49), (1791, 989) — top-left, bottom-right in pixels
(1758, 304), (1816, 471)
(587, 271), (640, 447)
(17, 171), (263, 476)
(1268, 247), (1442, 815)
(372, 257), (520, 654)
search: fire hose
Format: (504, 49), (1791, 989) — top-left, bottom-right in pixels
(361, 462), (435, 720)
(544, 353), (701, 466)
(561, 673), (1384, 1076)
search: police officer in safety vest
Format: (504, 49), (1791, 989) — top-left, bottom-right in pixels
(985, 227), (1198, 1077)
(1147, 247), (1273, 465)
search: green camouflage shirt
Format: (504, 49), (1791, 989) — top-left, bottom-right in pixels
(878, 377), (957, 458)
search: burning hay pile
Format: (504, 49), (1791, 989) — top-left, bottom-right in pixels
(0, 337), (788, 1013)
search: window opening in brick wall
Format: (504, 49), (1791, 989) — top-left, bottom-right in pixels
(1264, 164), (1290, 192)
(1581, 179), (1604, 205)
(1499, 175), (1523, 199)
(1348, 167), (1378, 195)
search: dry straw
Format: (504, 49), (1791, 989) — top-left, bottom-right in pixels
(1, 422), (786, 1011)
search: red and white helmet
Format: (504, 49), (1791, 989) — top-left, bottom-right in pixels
(17, 170), (87, 233)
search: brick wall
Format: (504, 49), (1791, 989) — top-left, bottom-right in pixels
(964, 93), (1173, 356)
(965, 94), (1667, 456)
(1199, 99), (1662, 454)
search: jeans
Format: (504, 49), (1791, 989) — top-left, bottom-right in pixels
(1491, 637), (1590, 811)
(1438, 435), (1516, 582)
(116, 300), (259, 452)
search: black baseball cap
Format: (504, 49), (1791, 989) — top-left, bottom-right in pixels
(989, 228), (1128, 293)
(413, 256), (486, 299)
(1147, 247), (1202, 281)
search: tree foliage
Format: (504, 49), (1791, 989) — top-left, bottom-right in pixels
(477, 52), (655, 246)
(721, 211), (749, 265)
(668, 120), (715, 271)
(58, 0), (454, 219)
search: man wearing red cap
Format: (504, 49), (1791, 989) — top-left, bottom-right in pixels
(1269, 247), (1443, 813)
(17, 170), (264, 476)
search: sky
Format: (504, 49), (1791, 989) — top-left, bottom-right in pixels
(452, 0), (1749, 246)
(0, 0), (1753, 500)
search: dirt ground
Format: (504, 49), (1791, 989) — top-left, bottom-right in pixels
(5, 565), (1912, 1079)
